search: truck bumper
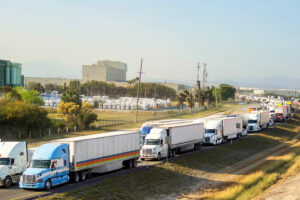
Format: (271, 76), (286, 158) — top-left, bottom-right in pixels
(19, 182), (44, 189)
(140, 154), (158, 159)
(0, 180), (4, 187)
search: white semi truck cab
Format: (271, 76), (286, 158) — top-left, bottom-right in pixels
(140, 128), (168, 160)
(0, 141), (33, 187)
(204, 120), (223, 145)
(247, 112), (260, 132)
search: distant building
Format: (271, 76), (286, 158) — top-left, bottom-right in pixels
(82, 60), (127, 82)
(0, 59), (23, 87)
(24, 77), (75, 87)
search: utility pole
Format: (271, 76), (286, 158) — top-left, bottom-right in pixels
(135, 58), (143, 123)
(219, 84), (222, 105)
(202, 63), (206, 89)
(215, 86), (218, 107)
(197, 63), (201, 108)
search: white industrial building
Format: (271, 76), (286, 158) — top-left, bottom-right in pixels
(82, 60), (127, 82)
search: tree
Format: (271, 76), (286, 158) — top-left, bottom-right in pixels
(27, 82), (45, 93)
(177, 91), (187, 111)
(61, 89), (82, 107)
(14, 87), (44, 106)
(57, 101), (81, 128)
(1, 100), (50, 138)
(220, 84), (236, 101)
(57, 101), (97, 130)
(78, 103), (97, 130)
(184, 90), (195, 110)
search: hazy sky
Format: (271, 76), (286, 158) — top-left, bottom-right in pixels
(0, 0), (299, 85)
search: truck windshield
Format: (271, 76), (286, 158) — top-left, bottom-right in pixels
(248, 120), (257, 123)
(145, 139), (160, 145)
(30, 160), (51, 168)
(205, 129), (215, 134)
(0, 158), (10, 165)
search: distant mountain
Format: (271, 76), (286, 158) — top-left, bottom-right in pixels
(219, 76), (300, 90)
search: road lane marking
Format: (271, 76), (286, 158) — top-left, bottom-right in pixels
(10, 192), (43, 200)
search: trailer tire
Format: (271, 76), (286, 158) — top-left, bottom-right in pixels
(157, 153), (161, 161)
(80, 171), (86, 181)
(132, 159), (137, 168)
(127, 160), (133, 169)
(4, 176), (12, 188)
(74, 173), (80, 183)
(44, 179), (52, 190)
(141, 158), (145, 161)
(172, 149), (176, 157)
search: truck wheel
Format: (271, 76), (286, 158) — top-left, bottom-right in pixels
(80, 172), (86, 181)
(74, 173), (80, 183)
(141, 158), (145, 161)
(132, 159), (137, 168)
(214, 140), (217, 146)
(4, 176), (12, 188)
(157, 153), (161, 161)
(44, 180), (52, 190)
(170, 150), (174, 157)
(127, 160), (133, 169)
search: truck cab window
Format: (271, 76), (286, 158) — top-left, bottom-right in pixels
(0, 158), (10, 165)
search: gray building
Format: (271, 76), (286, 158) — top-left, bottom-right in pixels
(82, 60), (127, 82)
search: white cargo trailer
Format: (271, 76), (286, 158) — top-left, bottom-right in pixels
(204, 117), (243, 145)
(20, 131), (140, 190)
(140, 122), (204, 160)
(59, 131), (140, 174)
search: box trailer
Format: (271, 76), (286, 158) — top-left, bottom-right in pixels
(204, 117), (243, 145)
(20, 131), (139, 190)
(140, 122), (204, 160)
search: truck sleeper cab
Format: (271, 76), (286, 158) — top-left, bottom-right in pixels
(19, 143), (69, 190)
(0, 142), (33, 188)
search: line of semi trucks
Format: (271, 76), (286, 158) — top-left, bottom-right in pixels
(0, 103), (296, 190)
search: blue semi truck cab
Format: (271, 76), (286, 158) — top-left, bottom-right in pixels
(19, 143), (70, 190)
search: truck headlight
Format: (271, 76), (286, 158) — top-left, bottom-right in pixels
(37, 178), (43, 183)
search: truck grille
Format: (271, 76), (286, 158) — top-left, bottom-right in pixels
(205, 137), (210, 143)
(22, 175), (36, 184)
(248, 126), (254, 131)
(143, 149), (152, 155)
